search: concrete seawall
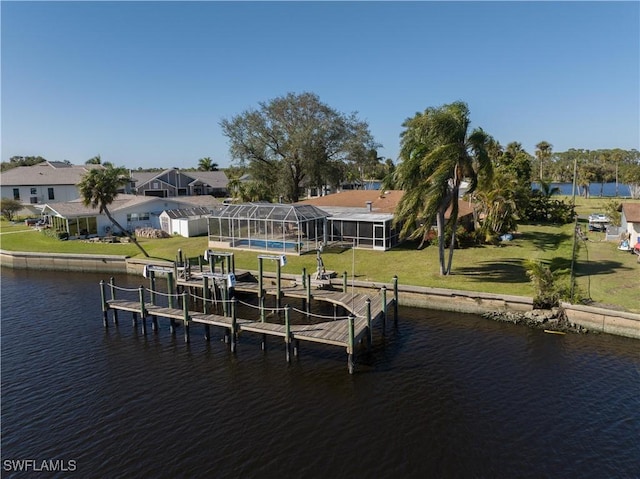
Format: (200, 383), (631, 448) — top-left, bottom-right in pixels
(2, 249), (638, 339)
(0, 249), (129, 274)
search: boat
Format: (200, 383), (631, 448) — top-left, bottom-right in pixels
(587, 213), (609, 232)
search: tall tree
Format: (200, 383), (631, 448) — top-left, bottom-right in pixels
(78, 166), (149, 257)
(220, 92), (379, 202)
(197, 157), (219, 171)
(85, 155), (102, 165)
(535, 141), (553, 181)
(394, 101), (492, 275)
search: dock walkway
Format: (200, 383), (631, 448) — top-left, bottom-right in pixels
(101, 270), (397, 373)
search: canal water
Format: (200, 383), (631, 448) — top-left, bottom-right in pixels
(1, 269), (639, 478)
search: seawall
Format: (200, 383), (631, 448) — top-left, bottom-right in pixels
(2, 249), (638, 340)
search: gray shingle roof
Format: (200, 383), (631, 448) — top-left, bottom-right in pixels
(130, 169), (228, 189)
(0, 162), (103, 186)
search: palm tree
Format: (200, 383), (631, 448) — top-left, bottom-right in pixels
(85, 155), (101, 165)
(198, 157), (219, 171)
(535, 141), (553, 181)
(394, 101), (492, 275)
(474, 170), (519, 243)
(78, 166), (149, 257)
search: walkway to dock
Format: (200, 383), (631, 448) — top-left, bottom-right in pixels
(100, 272), (397, 374)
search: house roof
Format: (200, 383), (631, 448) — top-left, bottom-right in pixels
(130, 168), (228, 189)
(41, 194), (220, 218)
(621, 203), (640, 223)
(170, 194), (221, 208)
(0, 161), (103, 186)
(297, 190), (404, 214)
(297, 189), (474, 218)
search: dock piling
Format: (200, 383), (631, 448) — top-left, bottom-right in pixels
(168, 271), (176, 335)
(139, 286), (147, 335)
(381, 285), (387, 335)
(366, 298), (372, 348)
(150, 271), (158, 331)
(100, 280), (108, 328)
(109, 277), (118, 324)
(393, 276), (398, 327)
(182, 291), (190, 343)
(347, 314), (355, 374)
(285, 304), (291, 363)
(230, 298), (237, 353)
(203, 276), (210, 341)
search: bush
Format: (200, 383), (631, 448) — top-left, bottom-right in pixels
(522, 194), (575, 224)
(41, 229), (68, 240)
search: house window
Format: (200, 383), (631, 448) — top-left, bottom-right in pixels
(30, 188), (37, 195)
(127, 213), (150, 222)
(48, 188), (55, 200)
(13, 188), (20, 200)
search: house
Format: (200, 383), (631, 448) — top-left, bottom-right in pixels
(0, 161), (109, 215)
(131, 168), (228, 198)
(619, 203), (640, 250)
(297, 190), (403, 250)
(40, 194), (220, 239)
(297, 189), (476, 250)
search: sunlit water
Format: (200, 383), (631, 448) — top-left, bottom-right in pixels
(1, 269), (639, 478)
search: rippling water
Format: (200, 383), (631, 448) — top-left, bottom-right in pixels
(1, 269), (639, 478)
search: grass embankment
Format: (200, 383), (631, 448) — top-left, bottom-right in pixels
(2, 196), (639, 313)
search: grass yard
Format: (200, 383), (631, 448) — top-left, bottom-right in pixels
(2, 218), (638, 312)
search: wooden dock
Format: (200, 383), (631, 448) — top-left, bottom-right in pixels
(100, 267), (397, 374)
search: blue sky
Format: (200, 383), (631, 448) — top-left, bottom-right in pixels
(2, 1), (639, 170)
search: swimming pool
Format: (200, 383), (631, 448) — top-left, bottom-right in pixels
(233, 238), (302, 251)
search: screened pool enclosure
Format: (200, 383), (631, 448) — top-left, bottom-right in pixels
(207, 203), (330, 254)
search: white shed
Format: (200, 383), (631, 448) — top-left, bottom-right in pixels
(160, 207), (211, 237)
(619, 203), (640, 250)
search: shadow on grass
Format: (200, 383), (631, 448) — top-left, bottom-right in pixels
(576, 259), (634, 277)
(455, 255), (633, 285)
(518, 230), (572, 251)
(455, 259), (529, 283)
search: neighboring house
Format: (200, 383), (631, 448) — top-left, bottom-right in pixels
(131, 168), (228, 198)
(40, 194), (220, 239)
(0, 161), (107, 214)
(619, 203), (640, 249)
(160, 207), (218, 238)
(298, 189), (475, 250)
(297, 190), (404, 250)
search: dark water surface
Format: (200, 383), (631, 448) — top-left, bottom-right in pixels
(1, 269), (639, 478)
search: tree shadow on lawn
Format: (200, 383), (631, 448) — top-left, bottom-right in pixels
(518, 230), (572, 251)
(455, 256), (632, 284)
(576, 259), (634, 277)
(455, 259), (529, 284)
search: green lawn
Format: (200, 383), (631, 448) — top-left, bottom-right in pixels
(2, 219), (638, 312)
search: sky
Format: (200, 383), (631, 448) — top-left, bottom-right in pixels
(2, 1), (639, 170)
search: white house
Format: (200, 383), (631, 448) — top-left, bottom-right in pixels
(619, 203), (640, 250)
(40, 194), (220, 239)
(0, 161), (107, 214)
